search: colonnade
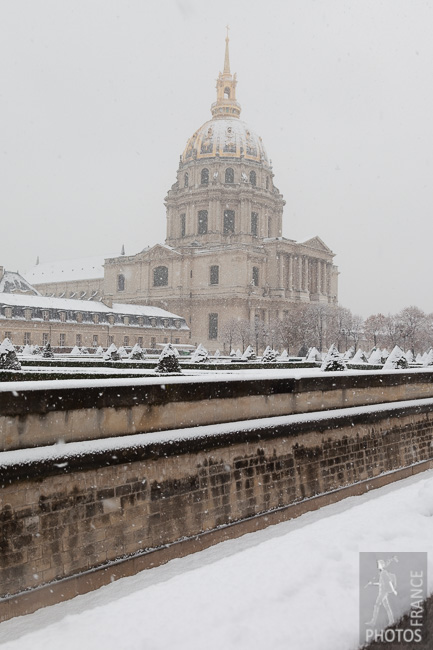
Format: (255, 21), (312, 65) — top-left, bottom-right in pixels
(278, 253), (332, 297)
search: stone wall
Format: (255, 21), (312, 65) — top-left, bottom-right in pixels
(4, 369), (433, 451)
(1, 398), (433, 616)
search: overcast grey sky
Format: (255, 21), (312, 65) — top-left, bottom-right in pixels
(1, 0), (433, 316)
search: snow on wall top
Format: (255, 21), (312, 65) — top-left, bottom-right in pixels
(24, 256), (110, 285)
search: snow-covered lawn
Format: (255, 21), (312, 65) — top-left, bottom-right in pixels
(1, 470), (433, 650)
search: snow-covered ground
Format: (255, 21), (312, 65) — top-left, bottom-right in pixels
(1, 470), (432, 650)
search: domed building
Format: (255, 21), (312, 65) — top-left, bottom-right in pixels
(28, 35), (338, 352)
(165, 37), (283, 251)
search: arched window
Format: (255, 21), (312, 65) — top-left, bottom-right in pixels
(153, 266), (168, 287)
(117, 274), (125, 291)
(180, 213), (186, 237)
(201, 168), (209, 185)
(266, 176), (269, 190)
(223, 210), (235, 234)
(198, 210), (208, 234)
(224, 87), (231, 99)
(251, 212), (258, 237)
(249, 171), (257, 186)
(252, 267), (259, 287)
(225, 168), (234, 184)
(184, 172), (189, 188)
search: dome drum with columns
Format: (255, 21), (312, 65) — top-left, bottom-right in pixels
(27, 34), (338, 352)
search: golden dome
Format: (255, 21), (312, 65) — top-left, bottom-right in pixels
(181, 32), (270, 168)
(182, 118), (270, 167)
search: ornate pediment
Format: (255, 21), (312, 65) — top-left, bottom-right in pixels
(138, 243), (181, 262)
(301, 236), (333, 254)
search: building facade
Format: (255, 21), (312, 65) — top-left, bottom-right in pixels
(0, 269), (189, 350)
(26, 36), (338, 352)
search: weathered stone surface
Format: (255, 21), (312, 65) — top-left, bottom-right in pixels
(1, 403), (433, 602)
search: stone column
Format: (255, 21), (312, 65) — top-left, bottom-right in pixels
(278, 254), (284, 288)
(287, 254), (293, 291)
(214, 199), (222, 234)
(317, 259), (322, 294)
(304, 257), (309, 292)
(186, 203), (194, 237)
(260, 213), (267, 239)
(326, 263), (332, 296)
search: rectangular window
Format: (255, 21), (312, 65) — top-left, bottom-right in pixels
(24, 332), (31, 345)
(93, 335), (98, 347)
(42, 333), (49, 346)
(198, 210), (208, 234)
(59, 333), (66, 347)
(76, 334), (82, 347)
(210, 265), (219, 285)
(175, 338), (180, 344)
(180, 213), (186, 237)
(209, 313), (218, 340)
(151, 337), (156, 348)
(138, 336), (143, 347)
(124, 336), (129, 347)
(4, 331), (11, 341)
(223, 210), (235, 234)
(251, 212), (258, 236)
(252, 267), (259, 287)
(43, 310), (49, 321)
(109, 335), (114, 344)
(163, 337), (168, 344)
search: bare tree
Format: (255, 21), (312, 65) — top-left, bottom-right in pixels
(237, 319), (253, 353)
(329, 305), (353, 351)
(364, 313), (387, 348)
(221, 318), (240, 353)
(396, 306), (426, 354)
(383, 314), (401, 349)
(348, 314), (364, 352)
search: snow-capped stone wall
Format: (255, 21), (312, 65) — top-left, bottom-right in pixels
(2, 371), (433, 620)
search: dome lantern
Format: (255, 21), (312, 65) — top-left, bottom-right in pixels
(211, 27), (241, 120)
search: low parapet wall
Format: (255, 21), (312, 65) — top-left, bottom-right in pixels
(2, 369), (433, 450)
(1, 394), (433, 621)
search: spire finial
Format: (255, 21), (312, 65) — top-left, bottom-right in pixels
(211, 28), (241, 119)
(224, 25), (230, 74)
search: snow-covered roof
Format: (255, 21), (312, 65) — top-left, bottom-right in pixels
(0, 292), (187, 321)
(24, 256), (109, 284)
(112, 303), (184, 319)
(0, 292), (107, 313)
(0, 270), (40, 296)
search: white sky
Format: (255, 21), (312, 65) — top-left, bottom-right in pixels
(1, 0), (432, 317)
